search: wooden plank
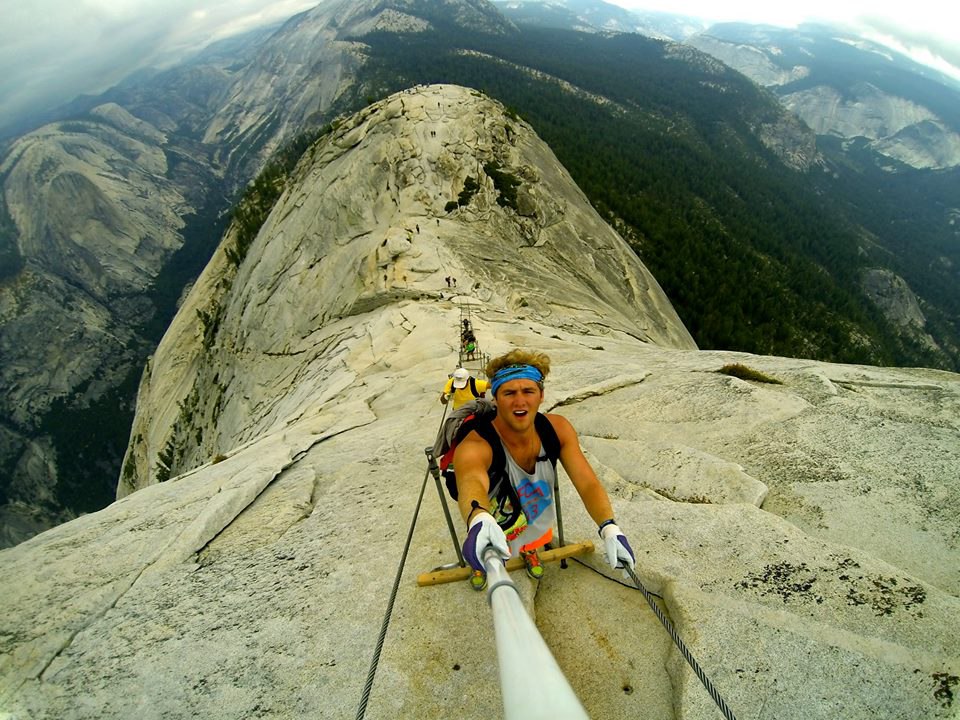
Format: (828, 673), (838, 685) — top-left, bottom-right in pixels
(417, 540), (595, 587)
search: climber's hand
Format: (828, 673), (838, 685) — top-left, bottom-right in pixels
(599, 522), (635, 575)
(463, 512), (510, 572)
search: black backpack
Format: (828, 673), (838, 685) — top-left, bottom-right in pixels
(434, 400), (562, 527)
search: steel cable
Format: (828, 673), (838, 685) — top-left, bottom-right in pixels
(624, 565), (739, 720)
(355, 405), (448, 720)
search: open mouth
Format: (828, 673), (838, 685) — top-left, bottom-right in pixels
(513, 409), (529, 417)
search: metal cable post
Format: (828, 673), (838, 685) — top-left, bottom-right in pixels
(553, 473), (567, 568)
(425, 445), (464, 566)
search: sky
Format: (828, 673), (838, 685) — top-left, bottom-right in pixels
(607, 0), (960, 81)
(0, 0), (319, 134)
(1, 0), (959, 136)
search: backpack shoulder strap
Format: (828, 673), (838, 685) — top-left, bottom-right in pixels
(534, 413), (561, 466)
(468, 376), (479, 398)
(473, 419), (506, 477)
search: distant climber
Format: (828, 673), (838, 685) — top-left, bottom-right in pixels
(453, 349), (635, 588)
(440, 367), (490, 410)
(461, 332), (477, 360)
(460, 320), (477, 359)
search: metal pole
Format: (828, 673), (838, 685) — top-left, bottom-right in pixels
(483, 550), (589, 720)
(553, 473), (567, 568)
(425, 447), (465, 566)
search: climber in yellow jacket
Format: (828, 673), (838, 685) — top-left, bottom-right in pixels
(440, 367), (490, 410)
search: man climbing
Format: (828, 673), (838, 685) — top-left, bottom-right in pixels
(440, 367), (490, 410)
(453, 349), (635, 588)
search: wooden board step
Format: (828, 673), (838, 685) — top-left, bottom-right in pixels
(417, 540), (594, 587)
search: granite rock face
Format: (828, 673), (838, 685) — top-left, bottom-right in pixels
(119, 83), (695, 497)
(1, 85), (957, 720)
(203, 0), (516, 181)
(860, 267), (941, 353)
(0, 108), (201, 542)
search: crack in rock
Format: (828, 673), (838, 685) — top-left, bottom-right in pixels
(548, 373), (651, 409)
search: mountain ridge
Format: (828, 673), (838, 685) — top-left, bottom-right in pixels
(119, 83), (694, 493)
(687, 22), (960, 170)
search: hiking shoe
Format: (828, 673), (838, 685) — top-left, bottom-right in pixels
(522, 550), (544, 580)
(470, 569), (487, 591)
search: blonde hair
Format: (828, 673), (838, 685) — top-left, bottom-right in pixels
(485, 349), (551, 383)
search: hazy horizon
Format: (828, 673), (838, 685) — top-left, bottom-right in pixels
(1, 0), (957, 136)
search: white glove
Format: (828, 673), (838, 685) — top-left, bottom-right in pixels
(599, 522), (635, 573)
(463, 512), (511, 572)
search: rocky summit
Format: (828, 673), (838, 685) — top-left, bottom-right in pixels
(1, 85), (958, 720)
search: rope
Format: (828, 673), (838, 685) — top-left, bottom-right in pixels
(355, 405), (449, 720)
(623, 565), (739, 720)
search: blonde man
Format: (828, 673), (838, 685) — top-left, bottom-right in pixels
(453, 349), (635, 588)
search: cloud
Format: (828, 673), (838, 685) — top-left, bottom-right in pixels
(855, 16), (960, 80)
(0, 0), (316, 134)
(2, 0), (958, 135)
(0, 3), (176, 130)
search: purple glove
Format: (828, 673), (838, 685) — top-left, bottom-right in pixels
(463, 512), (511, 572)
(599, 522), (635, 573)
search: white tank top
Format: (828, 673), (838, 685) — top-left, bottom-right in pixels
(500, 440), (557, 555)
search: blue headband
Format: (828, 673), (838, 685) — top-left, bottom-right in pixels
(491, 364), (544, 396)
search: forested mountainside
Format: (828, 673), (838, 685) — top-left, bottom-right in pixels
(328, 25), (959, 369)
